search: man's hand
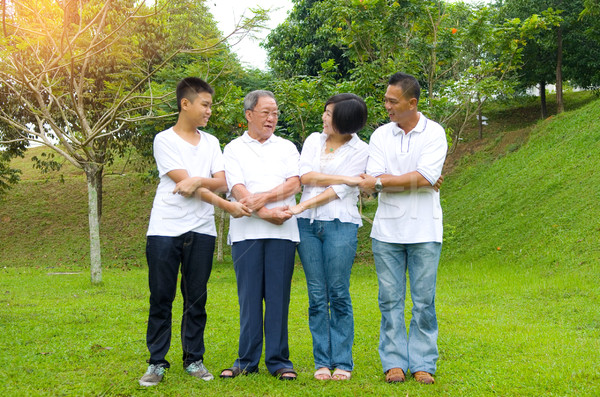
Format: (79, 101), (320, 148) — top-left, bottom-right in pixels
(227, 202), (252, 218)
(433, 175), (444, 192)
(358, 174), (377, 195)
(173, 177), (202, 197)
(258, 206), (292, 225)
(239, 192), (270, 211)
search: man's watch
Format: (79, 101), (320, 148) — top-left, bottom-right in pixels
(374, 178), (383, 193)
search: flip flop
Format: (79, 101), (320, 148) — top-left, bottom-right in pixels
(332, 368), (352, 380)
(273, 367), (297, 381)
(314, 367), (332, 380)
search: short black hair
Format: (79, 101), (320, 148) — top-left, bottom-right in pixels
(324, 93), (368, 135)
(176, 77), (214, 112)
(388, 72), (421, 103)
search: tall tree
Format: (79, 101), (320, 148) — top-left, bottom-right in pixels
(0, 0), (266, 283)
(499, 0), (600, 115)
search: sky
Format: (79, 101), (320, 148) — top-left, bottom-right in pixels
(208, 0), (294, 70)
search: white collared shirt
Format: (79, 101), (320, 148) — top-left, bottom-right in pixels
(224, 131), (300, 243)
(366, 113), (447, 243)
(297, 132), (368, 225)
(147, 128), (224, 237)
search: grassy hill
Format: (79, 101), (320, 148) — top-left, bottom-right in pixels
(442, 95), (600, 269)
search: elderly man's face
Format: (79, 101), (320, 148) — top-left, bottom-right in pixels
(246, 96), (279, 142)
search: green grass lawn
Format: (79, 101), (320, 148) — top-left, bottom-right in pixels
(1, 258), (598, 396)
(1, 93), (599, 395)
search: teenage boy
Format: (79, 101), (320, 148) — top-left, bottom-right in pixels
(139, 77), (251, 387)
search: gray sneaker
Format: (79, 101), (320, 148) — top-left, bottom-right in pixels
(139, 364), (166, 386)
(185, 360), (214, 381)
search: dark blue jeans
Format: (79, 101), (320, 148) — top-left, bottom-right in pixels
(231, 239), (296, 374)
(145, 232), (215, 368)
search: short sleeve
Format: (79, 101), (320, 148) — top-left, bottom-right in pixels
(223, 140), (245, 192)
(283, 140), (300, 179)
(299, 133), (320, 177)
(366, 129), (386, 177)
(153, 132), (184, 178)
(207, 134), (225, 175)
(416, 125), (447, 185)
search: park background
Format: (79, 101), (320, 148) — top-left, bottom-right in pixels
(1, 0), (599, 395)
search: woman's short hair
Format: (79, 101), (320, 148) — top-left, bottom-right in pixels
(176, 77), (214, 112)
(324, 93), (368, 135)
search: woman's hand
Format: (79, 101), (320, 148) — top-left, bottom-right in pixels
(343, 176), (363, 187)
(287, 204), (307, 216)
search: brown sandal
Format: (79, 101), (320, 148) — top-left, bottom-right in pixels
(385, 368), (405, 383)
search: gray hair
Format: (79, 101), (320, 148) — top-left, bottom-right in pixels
(243, 90), (276, 111)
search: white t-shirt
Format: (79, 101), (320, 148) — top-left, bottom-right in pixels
(224, 131), (300, 243)
(366, 113), (447, 244)
(147, 128), (224, 237)
(297, 132), (368, 226)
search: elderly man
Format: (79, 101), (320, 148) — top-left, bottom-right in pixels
(220, 90), (301, 380)
(359, 72), (447, 385)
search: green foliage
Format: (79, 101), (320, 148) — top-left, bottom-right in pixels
(262, 0), (544, 145)
(264, 0), (354, 78)
(0, 151), (21, 197)
(501, 0), (600, 90)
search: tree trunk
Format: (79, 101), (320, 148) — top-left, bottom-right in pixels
(540, 81), (548, 119)
(85, 164), (103, 284)
(216, 207), (225, 262)
(556, 27), (564, 114)
(477, 93), (483, 140)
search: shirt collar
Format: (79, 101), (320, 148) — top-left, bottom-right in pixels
(319, 132), (361, 149)
(241, 130), (278, 144)
(392, 112), (427, 136)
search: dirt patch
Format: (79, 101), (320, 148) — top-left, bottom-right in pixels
(444, 125), (535, 175)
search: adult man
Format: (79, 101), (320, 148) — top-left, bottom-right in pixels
(359, 72), (447, 385)
(220, 90), (301, 380)
(139, 77), (250, 387)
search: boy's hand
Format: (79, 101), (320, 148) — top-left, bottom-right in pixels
(173, 177), (202, 197)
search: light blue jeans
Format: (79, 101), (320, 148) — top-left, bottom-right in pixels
(372, 239), (442, 375)
(297, 218), (358, 371)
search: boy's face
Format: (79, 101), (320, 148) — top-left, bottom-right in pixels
(182, 92), (213, 128)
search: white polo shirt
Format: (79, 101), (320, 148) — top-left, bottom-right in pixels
(366, 113), (447, 244)
(297, 132), (368, 226)
(223, 131), (300, 243)
(147, 128), (224, 237)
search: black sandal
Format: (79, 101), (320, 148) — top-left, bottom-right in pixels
(219, 367), (244, 378)
(273, 367), (297, 381)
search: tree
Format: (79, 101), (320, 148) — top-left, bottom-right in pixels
(499, 0), (600, 115)
(264, 0), (354, 78)
(0, 0), (267, 283)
